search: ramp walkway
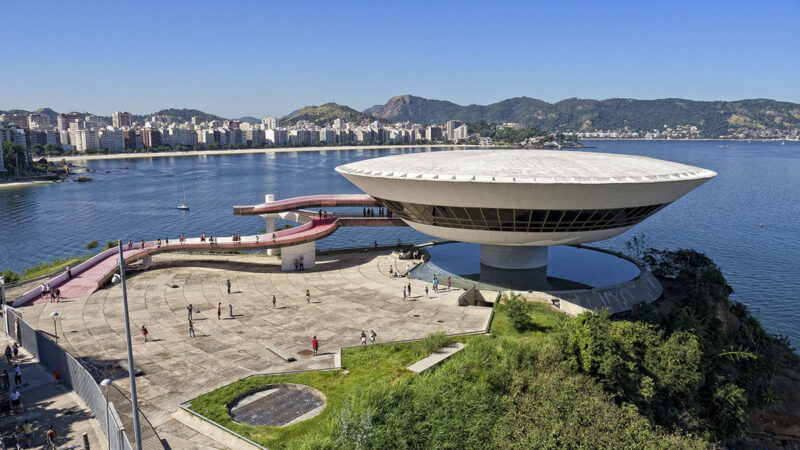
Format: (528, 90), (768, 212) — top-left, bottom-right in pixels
(14, 194), (406, 306)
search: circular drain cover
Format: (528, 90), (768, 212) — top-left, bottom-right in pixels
(229, 384), (326, 427)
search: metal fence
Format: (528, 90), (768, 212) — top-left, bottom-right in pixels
(2, 305), (132, 450)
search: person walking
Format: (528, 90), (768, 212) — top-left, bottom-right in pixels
(45, 425), (57, 450)
(188, 319), (195, 337)
(10, 388), (21, 413)
(217, 303), (222, 320)
(65, 265), (72, 279)
(272, 295), (276, 309)
(187, 304), (193, 320)
(226, 279), (231, 294)
(23, 420), (33, 447)
(425, 286), (430, 299)
(13, 363), (21, 386)
(128, 240), (133, 250)
(447, 276), (451, 291)
(141, 239), (145, 249)
(306, 289), (311, 304)
(360, 330), (367, 346)
(140, 324), (148, 342)
(5, 344), (12, 362)
(311, 336), (319, 356)
(12, 342), (19, 360)
(370, 330), (377, 344)
(407, 283), (411, 299)
(402, 286), (407, 301)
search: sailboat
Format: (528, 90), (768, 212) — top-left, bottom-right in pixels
(177, 185), (190, 210)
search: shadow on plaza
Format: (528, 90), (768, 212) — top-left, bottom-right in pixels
(127, 253), (378, 275)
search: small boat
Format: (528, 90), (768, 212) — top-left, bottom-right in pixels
(178, 185), (190, 210)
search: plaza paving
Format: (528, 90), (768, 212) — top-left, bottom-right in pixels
(15, 250), (493, 448)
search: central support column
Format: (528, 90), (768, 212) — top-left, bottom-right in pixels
(480, 244), (548, 270)
(479, 245), (548, 287)
(263, 194), (276, 256)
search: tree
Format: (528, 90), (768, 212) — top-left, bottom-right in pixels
(2, 142), (29, 177)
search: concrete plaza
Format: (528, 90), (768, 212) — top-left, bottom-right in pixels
(15, 250), (493, 448)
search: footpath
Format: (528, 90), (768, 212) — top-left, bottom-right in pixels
(0, 338), (104, 449)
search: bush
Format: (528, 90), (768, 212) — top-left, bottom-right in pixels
(86, 240), (99, 250)
(502, 293), (535, 331)
(417, 331), (447, 354)
(1, 270), (20, 284)
(103, 240), (117, 250)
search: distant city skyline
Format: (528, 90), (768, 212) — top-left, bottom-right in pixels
(1, 0), (798, 117)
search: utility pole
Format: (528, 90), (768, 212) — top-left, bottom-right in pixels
(118, 242), (142, 450)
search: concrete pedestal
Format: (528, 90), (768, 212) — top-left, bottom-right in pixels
(281, 241), (316, 271)
(480, 245), (548, 270)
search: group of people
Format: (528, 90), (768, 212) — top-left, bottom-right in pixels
(39, 283), (60, 302)
(316, 209), (337, 219)
(7, 421), (54, 449)
(293, 255), (305, 271)
(359, 330), (377, 345)
(199, 232), (216, 244)
(362, 207), (389, 217)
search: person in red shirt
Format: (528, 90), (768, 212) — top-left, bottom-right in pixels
(312, 336), (319, 356)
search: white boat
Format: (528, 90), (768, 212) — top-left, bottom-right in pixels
(178, 185), (190, 210)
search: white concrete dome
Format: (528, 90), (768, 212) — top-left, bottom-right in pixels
(336, 150), (716, 249)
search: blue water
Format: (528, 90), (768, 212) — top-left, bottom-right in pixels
(424, 243), (641, 288)
(1, 142), (798, 347)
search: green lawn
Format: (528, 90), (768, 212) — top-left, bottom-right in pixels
(490, 300), (569, 344)
(188, 301), (566, 448)
(21, 256), (89, 280)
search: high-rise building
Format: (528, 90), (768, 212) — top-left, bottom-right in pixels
(425, 125), (443, 142)
(141, 128), (162, 148)
(57, 113), (82, 131)
(332, 118), (344, 129)
(69, 129), (100, 152)
(453, 124), (469, 142)
(262, 117), (278, 130)
(0, 114), (28, 128)
(99, 128), (124, 151)
(191, 116), (203, 126)
(445, 120), (464, 141)
(168, 127), (193, 146)
(27, 113), (51, 130)
(265, 128), (288, 145)
(112, 111), (132, 128)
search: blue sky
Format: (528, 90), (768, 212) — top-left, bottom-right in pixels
(1, 0), (798, 118)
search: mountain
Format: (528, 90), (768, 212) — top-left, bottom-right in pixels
(238, 116), (259, 124)
(137, 108), (224, 123)
(362, 104), (383, 116)
(368, 95), (800, 138)
(281, 102), (375, 126)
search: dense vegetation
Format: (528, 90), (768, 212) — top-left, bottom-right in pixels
(281, 102), (378, 126)
(368, 94), (800, 137)
(188, 247), (798, 449)
(466, 121), (579, 145)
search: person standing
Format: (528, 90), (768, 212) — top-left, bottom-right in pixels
(407, 283), (411, 299)
(425, 286), (430, 299)
(226, 279), (231, 294)
(294, 258), (299, 271)
(45, 425), (57, 450)
(306, 289), (311, 304)
(402, 286), (407, 301)
(217, 303), (222, 320)
(140, 325), (148, 342)
(311, 336), (319, 356)
(299, 255), (304, 271)
(370, 330), (377, 344)
(188, 319), (195, 337)
(128, 240), (132, 250)
(360, 330), (367, 346)
(447, 276), (451, 291)
(187, 304), (193, 320)
(66, 265), (72, 279)
(272, 295), (277, 309)
(14, 363), (21, 385)
(5, 345), (12, 362)
(12, 342), (19, 360)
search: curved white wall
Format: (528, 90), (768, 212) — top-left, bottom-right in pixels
(405, 221), (636, 246)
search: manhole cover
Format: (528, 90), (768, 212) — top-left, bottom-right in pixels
(412, 314), (421, 318)
(230, 384), (326, 427)
(437, 320), (445, 323)
(297, 349), (314, 357)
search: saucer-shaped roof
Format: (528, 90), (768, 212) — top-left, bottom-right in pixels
(335, 150), (716, 184)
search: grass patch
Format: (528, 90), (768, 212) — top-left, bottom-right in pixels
(188, 334), (474, 448)
(20, 256), (89, 281)
(490, 300), (568, 344)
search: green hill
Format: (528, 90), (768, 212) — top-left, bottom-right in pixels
(282, 102), (376, 126)
(368, 95), (800, 138)
(136, 108), (224, 123)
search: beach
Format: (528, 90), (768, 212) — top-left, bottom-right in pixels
(58, 144), (471, 163)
